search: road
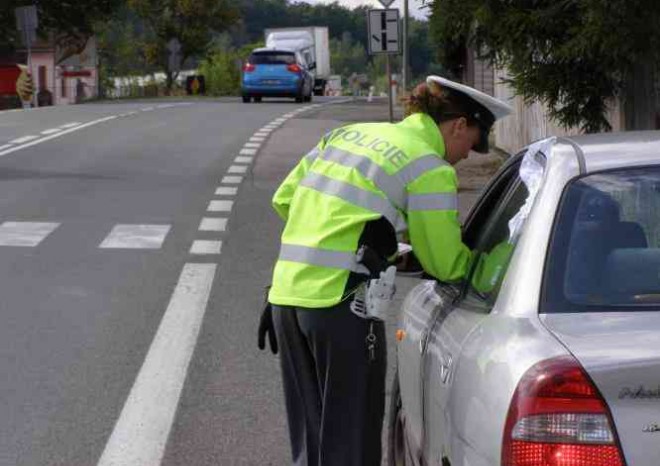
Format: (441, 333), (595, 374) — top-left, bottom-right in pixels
(0, 97), (500, 466)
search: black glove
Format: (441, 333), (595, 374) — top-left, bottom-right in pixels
(258, 301), (278, 354)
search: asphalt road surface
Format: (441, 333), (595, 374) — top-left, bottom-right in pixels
(0, 97), (499, 466)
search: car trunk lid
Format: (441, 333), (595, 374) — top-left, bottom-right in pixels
(542, 312), (660, 466)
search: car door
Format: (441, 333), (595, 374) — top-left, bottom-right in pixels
(397, 156), (524, 465)
(423, 176), (531, 465)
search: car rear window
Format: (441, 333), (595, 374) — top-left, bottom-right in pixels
(249, 52), (296, 65)
(543, 166), (660, 313)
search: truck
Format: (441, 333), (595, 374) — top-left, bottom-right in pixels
(264, 27), (330, 96)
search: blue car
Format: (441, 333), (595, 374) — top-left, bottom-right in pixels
(241, 48), (314, 103)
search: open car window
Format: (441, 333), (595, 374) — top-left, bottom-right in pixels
(462, 180), (529, 310)
(543, 166), (660, 312)
(462, 154), (524, 248)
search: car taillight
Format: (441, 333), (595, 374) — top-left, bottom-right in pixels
(287, 64), (301, 73)
(243, 63), (255, 73)
(502, 356), (626, 466)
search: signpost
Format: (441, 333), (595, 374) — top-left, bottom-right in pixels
(15, 5), (38, 108)
(368, 8), (400, 122)
(167, 38), (182, 74)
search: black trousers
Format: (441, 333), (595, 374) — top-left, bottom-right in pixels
(272, 300), (387, 466)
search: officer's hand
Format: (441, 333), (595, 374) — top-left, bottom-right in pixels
(257, 302), (278, 354)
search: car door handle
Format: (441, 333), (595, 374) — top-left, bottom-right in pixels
(439, 353), (453, 384)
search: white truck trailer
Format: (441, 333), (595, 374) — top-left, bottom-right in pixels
(264, 27), (330, 96)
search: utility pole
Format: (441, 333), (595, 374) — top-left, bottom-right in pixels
(402, 0), (409, 94)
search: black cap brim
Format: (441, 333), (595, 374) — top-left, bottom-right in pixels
(473, 126), (490, 153)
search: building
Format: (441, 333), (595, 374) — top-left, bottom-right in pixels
(0, 32), (99, 109)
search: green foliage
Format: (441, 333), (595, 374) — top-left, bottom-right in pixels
(428, 0), (660, 132)
(1, 0), (123, 60)
(199, 39), (261, 96)
(330, 33), (368, 78)
(96, 6), (156, 80)
(127, 0), (239, 88)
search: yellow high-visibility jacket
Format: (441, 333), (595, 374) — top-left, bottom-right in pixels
(269, 112), (472, 308)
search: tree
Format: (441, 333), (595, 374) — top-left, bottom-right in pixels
(127, 0), (239, 89)
(428, 0), (660, 132)
(1, 0), (124, 63)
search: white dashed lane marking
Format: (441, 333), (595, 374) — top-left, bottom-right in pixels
(99, 224), (171, 249)
(199, 218), (228, 232)
(41, 128), (62, 135)
(0, 116), (117, 158)
(97, 263), (217, 466)
(9, 135), (38, 144)
(207, 200), (234, 212)
(234, 156), (253, 164)
(250, 136), (265, 142)
(190, 240), (223, 255)
(239, 148), (257, 156)
(60, 122), (81, 129)
(215, 186), (238, 195)
(0, 222), (60, 247)
(221, 176), (243, 184)
(228, 165), (248, 174)
(243, 143), (261, 148)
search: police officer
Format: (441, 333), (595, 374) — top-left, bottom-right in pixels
(258, 76), (512, 465)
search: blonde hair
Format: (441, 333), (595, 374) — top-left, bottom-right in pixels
(405, 81), (479, 127)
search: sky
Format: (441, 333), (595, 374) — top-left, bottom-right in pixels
(301, 0), (430, 20)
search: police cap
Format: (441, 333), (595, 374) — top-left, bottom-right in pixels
(426, 75), (512, 153)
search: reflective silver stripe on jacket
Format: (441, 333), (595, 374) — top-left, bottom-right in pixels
(279, 244), (370, 274)
(319, 147), (449, 210)
(397, 155), (449, 185)
(320, 147), (404, 207)
(304, 147), (320, 162)
(299, 171), (403, 227)
(408, 192), (458, 211)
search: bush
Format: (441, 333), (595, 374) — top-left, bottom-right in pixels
(200, 42), (262, 96)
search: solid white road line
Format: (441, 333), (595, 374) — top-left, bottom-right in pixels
(239, 148), (257, 156)
(0, 116), (117, 158)
(215, 186), (238, 195)
(60, 122), (82, 129)
(0, 222), (60, 247)
(234, 156), (253, 164)
(199, 217), (228, 232)
(190, 240), (223, 255)
(0, 144), (12, 151)
(97, 263), (217, 466)
(221, 176), (243, 184)
(100, 224), (171, 249)
(9, 135), (38, 144)
(208, 200), (234, 212)
(228, 165), (248, 174)
(41, 128), (62, 135)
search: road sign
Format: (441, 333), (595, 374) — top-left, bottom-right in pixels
(377, 0), (396, 7)
(15, 6), (38, 46)
(368, 9), (400, 55)
(167, 38), (182, 72)
(167, 38), (181, 54)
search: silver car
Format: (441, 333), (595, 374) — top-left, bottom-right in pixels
(390, 132), (660, 466)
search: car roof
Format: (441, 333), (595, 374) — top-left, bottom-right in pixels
(561, 131), (660, 173)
